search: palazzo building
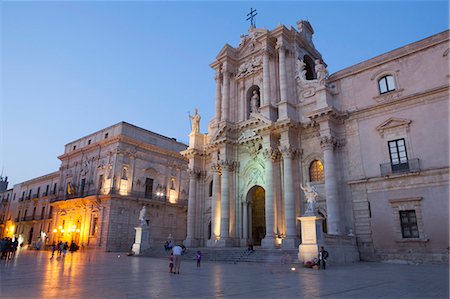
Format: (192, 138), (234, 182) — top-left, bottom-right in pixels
(182, 20), (449, 263)
(0, 122), (189, 251)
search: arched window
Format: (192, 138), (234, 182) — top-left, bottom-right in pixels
(378, 75), (396, 94)
(303, 55), (316, 80)
(309, 160), (324, 182)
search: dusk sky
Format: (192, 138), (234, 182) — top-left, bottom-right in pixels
(1, 1), (448, 186)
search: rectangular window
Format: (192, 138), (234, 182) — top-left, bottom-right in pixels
(145, 178), (154, 199)
(80, 178), (86, 196)
(98, 174), (104, 191)
(32, 207), (36, 220)
(37, 187), (41, 197)
(88, 139), (91, 145)
(91, 217), (98, 236)
(53, 183), (57, 195)
(388, 139), (409, 172)
(49, 206), (53, 219)
(45, 185), (49, 196)
(41, 207), (46, 219)
(399, 210), (419, 238)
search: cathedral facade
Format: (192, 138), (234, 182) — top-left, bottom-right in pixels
(182, 20), (449, 263)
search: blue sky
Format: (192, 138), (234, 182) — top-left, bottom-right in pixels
(1, 1), (448, 186)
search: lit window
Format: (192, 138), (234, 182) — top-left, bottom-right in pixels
(378, 75), (396, 94)
(309, 160), (324, 182)
(388, 139), (409, 172)
(399, 210), (419, 238)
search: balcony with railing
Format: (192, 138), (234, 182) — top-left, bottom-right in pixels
(380, 158), (420, 177)
(50, 187), (188, 206)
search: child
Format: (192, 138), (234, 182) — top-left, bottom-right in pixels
(196, 250), (202, 268)
(169, 253), (174, 273)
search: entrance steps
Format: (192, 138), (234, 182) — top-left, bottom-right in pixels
(141, 246), (300, 264)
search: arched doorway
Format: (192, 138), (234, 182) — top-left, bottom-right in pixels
(248, 185), (265, 246)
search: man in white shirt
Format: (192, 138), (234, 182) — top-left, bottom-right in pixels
(172, 245), (183, 274)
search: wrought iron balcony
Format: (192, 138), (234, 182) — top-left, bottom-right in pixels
(380, 158), (420, 177)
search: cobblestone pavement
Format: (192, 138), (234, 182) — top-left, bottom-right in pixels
(0, 249), (448, 299)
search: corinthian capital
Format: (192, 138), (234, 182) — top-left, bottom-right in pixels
(219, 160), (235, 172)
(263, 148), (279, 161)
(320, 136), (337, 150)
(188, 169), (201, 179)
(279, 145), (298, 159)
(211, 163), (222, 174)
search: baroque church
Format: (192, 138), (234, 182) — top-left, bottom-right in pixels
(181, 20), (449, 263)
(0, 19), (448, 263)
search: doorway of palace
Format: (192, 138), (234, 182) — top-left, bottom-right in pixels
(249, 185), (265, 246)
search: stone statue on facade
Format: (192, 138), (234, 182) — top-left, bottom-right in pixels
(296, 59), (307, 81)
(301, 182), (318, 216)
(250, 90), (260, 113)
(189, 108), (201, 133)
(139, 205), (148, 227)
(315, 59), (329, 84)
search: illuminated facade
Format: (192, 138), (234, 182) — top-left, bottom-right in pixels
(0, 122), (189, 251)
(182, 21), (449, 263)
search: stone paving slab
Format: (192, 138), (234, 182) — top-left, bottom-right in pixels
(0, 250), (448, 299)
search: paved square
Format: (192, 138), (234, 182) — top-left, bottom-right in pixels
(0, 250), (448, 298)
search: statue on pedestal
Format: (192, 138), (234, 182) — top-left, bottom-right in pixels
(189, 108), (201, 133)
(300, 182), (318, 216)
(139, 205), (148, 227)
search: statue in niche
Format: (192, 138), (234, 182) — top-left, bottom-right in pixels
(315, 59), (329, 84)
(138, 205), (148, 227)
(250, 90), (260, 113)
(300, 182), (318, 216)
(121, 167), (128, 180)
(189, 108), (201, 133)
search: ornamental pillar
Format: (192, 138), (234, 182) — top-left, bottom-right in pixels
(221, 68), (230, 122)
(277, 41), (288, 103)
(184, 169), (199, 247)
(321, 136), (341, 235)
(211, 163), (221, 239)
(262, 148), (277, 248)
(216, 160), (233, 247)
(280, 146), (298, 248)
(262, 49), (270, 106)
(214, 71), (222, 121)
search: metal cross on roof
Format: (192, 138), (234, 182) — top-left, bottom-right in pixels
(246, 8), (257, 28)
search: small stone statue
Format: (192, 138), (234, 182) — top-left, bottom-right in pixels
(189, 108), (201, 133)
(138, 205), (148, 227)
(300, 182), (318, 216)
(315, 59), (329, 84)
(250, 90), (260, 113)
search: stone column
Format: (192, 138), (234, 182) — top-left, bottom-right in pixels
(321, 136), (341, 235)
(262, 49), (270, 106)
(277, 43), (288, 103)
(280, 146), (298, 248)
(184, 169), (198, 246)
(262, 149), (277, 248)
(221, 69), (229, 122)
(241, 199), (248, 246)
(217, 160), (233, 246)
(211, 164), (221, 239)
(215, 71), (222, 121)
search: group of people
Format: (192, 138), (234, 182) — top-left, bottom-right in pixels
(167, 244), (202, 274)
(0, 237), (19, 260)
(51, 241), (80, 258)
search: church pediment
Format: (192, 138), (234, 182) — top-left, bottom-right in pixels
(376, 118), (412, 133)
(215, 44), (237, 60)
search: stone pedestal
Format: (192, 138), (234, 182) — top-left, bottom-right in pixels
(183, 238), (199, 248)
(298, 215), (324, 262)
(215, 237), (233, 247)
(132, 226), (151, 255)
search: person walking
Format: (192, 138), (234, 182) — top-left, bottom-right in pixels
(196, 250), (202, 268)
(318, 246), (329, 270)
(172, 245), (183, 274)
(169, 253), (174, 273)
